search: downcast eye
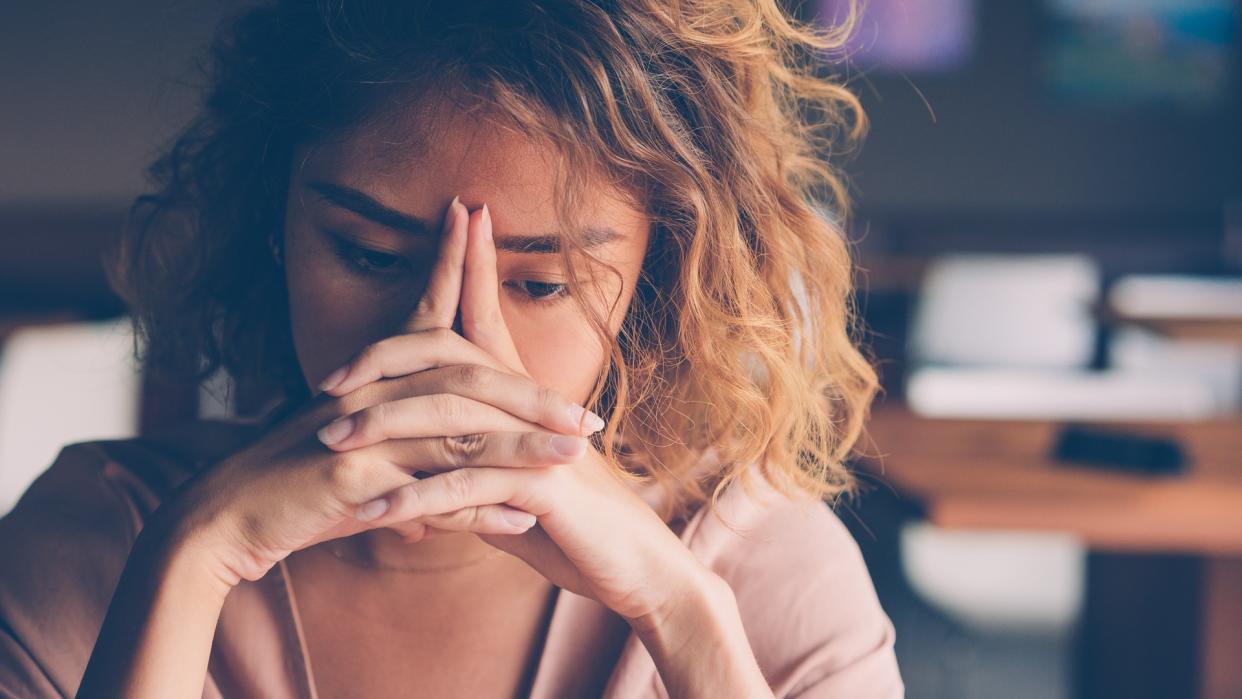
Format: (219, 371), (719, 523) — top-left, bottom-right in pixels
(519, 280), (566, 298)
(505, 279), (569, 303)
(331, 238), (404, 275)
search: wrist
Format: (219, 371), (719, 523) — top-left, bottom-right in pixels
(79, 498), (234, 697)
(628, 562), (735, 638)
(137, 493), (246, 601)
(629, 566), (771, 696)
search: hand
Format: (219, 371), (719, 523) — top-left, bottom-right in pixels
(160, 196), (603, 588)
(319, 201), (723, 627)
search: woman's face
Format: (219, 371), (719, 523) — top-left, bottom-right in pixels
(280, 106), (651, 406)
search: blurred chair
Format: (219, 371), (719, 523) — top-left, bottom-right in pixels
(908, 253), (1100, 369)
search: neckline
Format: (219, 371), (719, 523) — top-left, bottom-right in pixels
(274, 554), (568, 699)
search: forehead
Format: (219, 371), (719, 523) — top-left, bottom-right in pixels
(290, 97), (648, 239)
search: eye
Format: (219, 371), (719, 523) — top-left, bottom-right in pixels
(505, 279), (568, 304)
(330, 238), (405, 276)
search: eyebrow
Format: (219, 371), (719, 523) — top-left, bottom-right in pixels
(305, 180), (622, 253)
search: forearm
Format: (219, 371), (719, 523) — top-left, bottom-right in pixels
(77, 511), (234, 699)
(633, 571), (773, 698)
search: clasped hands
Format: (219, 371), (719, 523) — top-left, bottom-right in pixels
(299, 197), (718, 628)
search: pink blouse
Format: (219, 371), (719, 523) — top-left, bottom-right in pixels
(0, 416), (902, 697)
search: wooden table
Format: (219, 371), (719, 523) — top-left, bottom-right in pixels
(858, 405), (1242, 699)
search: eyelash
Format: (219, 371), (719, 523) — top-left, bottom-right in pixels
(330, 237), (405, 276)
(330, 237), (569, 304)
(503, 279), (569, 305)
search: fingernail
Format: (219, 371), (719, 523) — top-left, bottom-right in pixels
(568, 404), (606, 434)
(318, 365), (349, 393)
(317, 415), (355, 446)
(501, 508), (536, 530)
(480, 203), (493, 240)
(446, 194), (461, 228)
(568, 402), (608, 434)
(356, 498), (389, 522)
(584, 410), (605, 433)
(549, 434), (585, 458)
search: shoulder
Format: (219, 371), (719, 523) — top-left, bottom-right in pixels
(679, 465), (904, 697)
(0, 418), (262, 696)
(2, 417), (265, 540)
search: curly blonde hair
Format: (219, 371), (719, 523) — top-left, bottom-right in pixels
(106, 0), (878, 521)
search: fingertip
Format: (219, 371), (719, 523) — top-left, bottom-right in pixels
(568, 404), (606, 435)
(318, 365), (350, 394)
(463, 207), (484, 258)
(584, 410), (606, 434)
(447, 194), (467, 236)
(499, 506), (536, 531)
(355, 497), (389, 522)
(481, 202), (493, 241)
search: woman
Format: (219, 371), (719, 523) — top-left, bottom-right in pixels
(0, 0), (901, 696)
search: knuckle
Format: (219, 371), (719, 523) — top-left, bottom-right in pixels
(542, 462), (570, 486)
(447, 507), (483, 529)
(432, 393), (466, 423)
(443, 468), (475, 506)
(450, 363), (487, 390)
(535, 385), (560, 413)
(441, 433), (487, 466)
(429, 326), (456, 346)
(323, 452), (367, 496)
(515, 432), (540, 462)
(393, 481), (423, 515)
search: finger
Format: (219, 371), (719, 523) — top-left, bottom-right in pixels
(385, 518), (432, 543)
(460, 203), (527, 375)
(404, 194), (468, 333)
(371, 431), (587, 475)
(316, 393), (541, 451)
(415, 504), (537, 535)
(477, 525), (590, 593)
(354, 466), (548, 525)
(319, 326), (509, 396)
(385, 364), (604, 436)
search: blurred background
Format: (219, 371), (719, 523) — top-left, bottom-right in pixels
(1, 1), (1239, 698)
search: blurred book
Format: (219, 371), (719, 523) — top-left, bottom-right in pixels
(907, 366), (1227, 421)
(906, 257), (1239, 420)
(1109, 274), (1242, 320)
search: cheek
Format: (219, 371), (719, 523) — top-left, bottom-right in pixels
(507, 267), (638, 405)
(509, 308), (609, 406)
(284, 228), (417, 390)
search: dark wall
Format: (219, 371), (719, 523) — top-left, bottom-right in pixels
(0, 1), (250, 208)
(800, 0), (1242, 219)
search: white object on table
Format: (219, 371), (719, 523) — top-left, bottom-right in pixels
(0, 317), (141, 516)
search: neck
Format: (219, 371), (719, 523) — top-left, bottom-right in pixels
(333, 527), (501, 573)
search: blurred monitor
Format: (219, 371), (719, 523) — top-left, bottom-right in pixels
(1042, 0), (1236, 108)
(817, 0), (977, 72)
